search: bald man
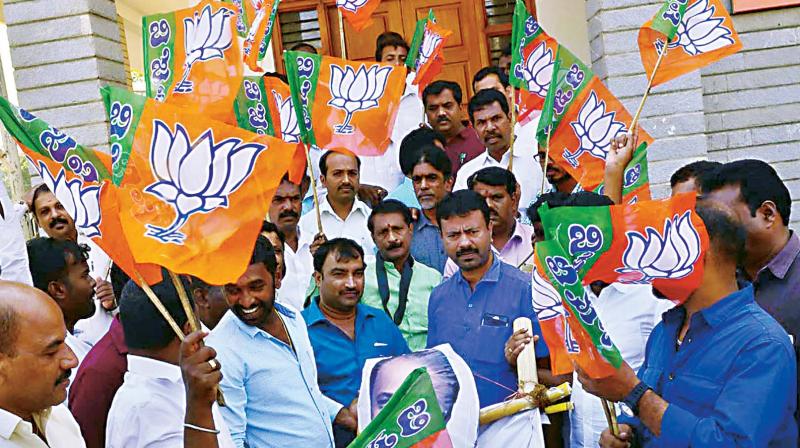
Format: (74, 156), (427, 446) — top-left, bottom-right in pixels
(0, 280), (85, 447)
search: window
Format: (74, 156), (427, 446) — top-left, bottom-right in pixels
(732, 0), (800, 13)
(278, 9), (323, 51)
(483, 0), (534, 65)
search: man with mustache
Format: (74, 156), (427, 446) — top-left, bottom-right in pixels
(454, 89), (543, 217)
(26, 237), (96, 398)
(426, 190), (549, 409)
(0, 280), (83, 446)
(209, 236), (350, 447)
(408, 145), (454, 273)
(536, 145), (581, 195)
(303, 238), (409, 446)
(422, 81), (483, 177)
(30, 185), (116, 346)
(362, 200), (442, 351)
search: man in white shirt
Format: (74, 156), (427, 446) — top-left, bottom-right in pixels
(268, 176), (310, 310)
(0, 182), (32, 286)
(454, 89), (542, 217)
(0, 280), (85, 447)
(107, 278), (234, 447)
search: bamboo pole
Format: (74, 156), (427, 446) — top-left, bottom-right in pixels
(169, 270), (201, 332)
(303, 142), (323, 234)
(630, 42), (669, 130)
(478, 382), (572, 424)
(337, 8), (348, 60)
(540, 127), (552, 194)
(507, 86), (518, 171)
(136, 272), (185, 340)
(514, 317), (538, 392)
(601, 399), (620, 436)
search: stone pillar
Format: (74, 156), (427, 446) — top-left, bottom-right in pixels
(585, 0), (710, 198)
(3, 0), (128, 151)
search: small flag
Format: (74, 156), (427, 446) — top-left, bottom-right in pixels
(337, 0), (382, 32)
(242, 1), (281, 72)
(638, 0), (743, 87)
(537, 45), (653, 203)
(349, 367), (453, 448)
(406, 10), (452, 93)
(233, 76), (276, 136)
(284, 51), (406, 156)
(509, 0), (558, 115)
(263, 74), (306, 183)
(142, 0), (243, 124)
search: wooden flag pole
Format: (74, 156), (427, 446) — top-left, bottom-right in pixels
(303, 142), (324, 234)
(135, 272), (185, 340)
(337, 8), (348, 59)
(630, 42), (669, 130)
(540, 126), (552, 194)
(507, 86), (518, 171)
(601, 399), (620, 436)
(169, 270), (201, 332)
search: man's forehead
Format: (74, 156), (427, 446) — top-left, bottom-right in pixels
(441, 211), (485, 229)
(34, 191), (60, 211)
(374, 212), (407, 228)
(324, 251), (364, 271)
(705, 184), (744, 206)
(275, 180), (301, 195)
(473, 103), (504, 119)
(475, 75), (503, 91)
(328, 153), (358, 169)
(473, 182), (506, 196)
(412, 162), (444, 177)
(428, 90), (456, 103)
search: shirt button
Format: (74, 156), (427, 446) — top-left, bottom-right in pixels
(468, 304), (473, 308)
(668, 373), (674, 380)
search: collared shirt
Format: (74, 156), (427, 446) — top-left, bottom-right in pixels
(208, 306), (341, 448)
(410, 212), (447, 273)
(426, 255), (548, 407)
(302, 300), (410, 405)
(68, 318), (127, 448)
(444, 220), (535, 277)
(0, 405), (85, 447)
(298, 195), (374, 255)
(570, 284), (672, 448)
(276, 238), (313, 311)
(619, 286), (797, 446)
(361, 258), (442, 351)
(106, 355), (234, 448)
(64, 332), (91, 404)
(445, 126), (484, 178)
(74, 234), (113, 347)
(0, 182), (32, 286)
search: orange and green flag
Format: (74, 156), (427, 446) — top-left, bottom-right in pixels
(233, 76), (276, 136)
(537, 45), (652, 203)
(337, 0), (382, 32)
(539, 193), (709, 303)
(0, 97), (162, 284)
(406, 10), (452, 93)
(284, 51), (406, 157)
(142, 0), (243, 124)
(242, 0), (281, 72)
(102, 86), (299, 285)
(639, 0), (743, 87)
(509, 0), (557, 118)
(262, 74), (306, 183)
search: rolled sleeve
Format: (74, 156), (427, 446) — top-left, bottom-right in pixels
(322, 394), (344, 423)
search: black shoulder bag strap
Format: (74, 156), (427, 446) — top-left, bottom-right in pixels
(375, 252), (414, 326)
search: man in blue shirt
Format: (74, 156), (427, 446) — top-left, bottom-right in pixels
(580, 201), (797, 447)
(303, 238), (409, 447)
(426, 190), (549, 408)
(208, 236), (351, 448)
(408, 145), (454, 273)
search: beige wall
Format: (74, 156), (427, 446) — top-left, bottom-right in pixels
(536, 0), (591, 63)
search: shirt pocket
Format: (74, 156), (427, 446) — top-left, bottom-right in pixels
(666, 373), (723, 414)
(473, 317), (512, 364)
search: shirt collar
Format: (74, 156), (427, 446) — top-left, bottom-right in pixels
(507, 220), (530, 246)
(127, 355), (182, 383)
(233, 303), (297, 339)
(305, 298), (377, 327)
(415, 212), (438, 229)
(699, 285), (756, 328)
(320, 196), (370, 220)
(764, 231), (800, 280)
(0, 407), (54, 441)
(109, 317), (128, 355)
(455, 253), (501, 286)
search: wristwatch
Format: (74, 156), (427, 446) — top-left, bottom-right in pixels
(622, 381), (652, 416)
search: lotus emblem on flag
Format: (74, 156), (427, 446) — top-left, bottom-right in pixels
(337, 0), (369, 13)
(564, 92), (626, 168)
(617, 210), (702, 283)
(532, 265), (566, 321)
(36, 162), (102, 238)
(272, 91), (300, 143)
(328, 64), (393, 134)
(174, 5), (235, 94)
(657, 0), (735, 56)
(143, 120), (267, 244)
(416, 29), (442, 69)
(515, 41), (553, 98)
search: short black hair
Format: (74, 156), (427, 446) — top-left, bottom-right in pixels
(468, 88), (509, 124)
(119, 275), (191, 350)
(472, 66), (509, 90)
(26, 237), (89, 293)
(670, 160), (722, 188)
(409, 145), (453, 180)
(468, 166), (517, 196)
(701, 159), (792, 225)
(0, 303), (18, 357)
(375, 31), (409, 61)
(436, 190), (490, 227)
(30, 183), (52, 214)
(263, 71), (289, 84)
(289, 42), (317, 54)
(313, 238), (365, 273)
(319, 150), (361, 176)
(526, 191), (614, 224)
(368, 199), (412, 233)
(250, 235), (278, 277)
(399, 127), (447, 176)
(696, 201), (747, 266)
(422, 81), (463, 107)
(260, 221), (285, 246)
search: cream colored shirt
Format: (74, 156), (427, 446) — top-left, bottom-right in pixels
(0, 405), (86, 447)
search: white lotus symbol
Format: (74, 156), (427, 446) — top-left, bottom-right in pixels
(337, 0), (368, 13)
(665, 0), (735, 56)
(144, 120), (266, 244)
(520, 41), (553, 98)
(272, 90), (300, 143)
(174, 5), (235, 94)
(417, 30), (442, 69)
(36, 162), (102, 238)
(328, 64), (392, 134)
(617, 210), (702, 282)
(564, 91), (626, 168)
(532, 263), (565, 321)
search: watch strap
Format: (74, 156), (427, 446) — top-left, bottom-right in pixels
(622, 381), (651, 415)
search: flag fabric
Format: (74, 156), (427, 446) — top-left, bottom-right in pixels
(349, 367), (453, 448)
(536, 45), (653, 203)
(406, 10), (452, 93)
(233, 76), (276, 135)
(242, 0), (281, 72)
(538, 193), (710, 303)
(102, 86), (298, 285)
(533, 240), (622, 378)
(262, 75), (306, 183)
(142, 0), (243, 124)
(224, 0), (258, 38)
(337, 0), (382, 32)
(0, 97), (162, 284)
(509, 0), (558, 116)
(638, 0), (743, 87)
(284, 51), (406, 156)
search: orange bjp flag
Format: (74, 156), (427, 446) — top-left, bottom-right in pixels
(102, 86), (299, 285)
(337, 0), (382, 32)
(406, 10), (453, 94)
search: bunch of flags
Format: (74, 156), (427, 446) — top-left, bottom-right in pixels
(406, 10), (452, 93)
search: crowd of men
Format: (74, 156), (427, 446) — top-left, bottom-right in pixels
(0, 31), (798, 448)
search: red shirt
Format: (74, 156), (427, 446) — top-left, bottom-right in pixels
(444, 126), (484, 179)
(68, 317), (128, 448)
